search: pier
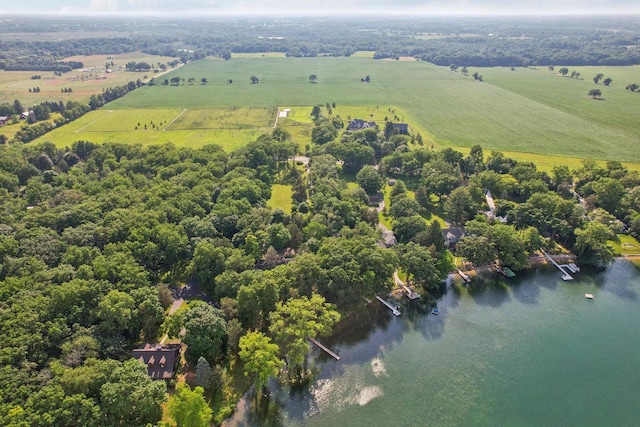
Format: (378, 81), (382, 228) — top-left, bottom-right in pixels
(541, 250), (574, 281)
(308, 337), (340, 361)
(402, 285), (421, 300)
(457, 269), (472, 283)
(375, 295), (401, 316)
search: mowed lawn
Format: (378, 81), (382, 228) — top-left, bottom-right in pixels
(36, 108), (275, 151)
(103, 57), (640, 163)
(267, 184), (293, 214)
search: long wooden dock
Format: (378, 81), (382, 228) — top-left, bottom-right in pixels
(308, 337), (340, 360)
(375, 295), (401, 316)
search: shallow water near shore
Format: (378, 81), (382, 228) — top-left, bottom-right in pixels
(228, 259), (640, 427)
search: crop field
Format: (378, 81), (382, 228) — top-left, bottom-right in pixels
(0, 52), (177, 105)
(27, 56), (640, 165)
(100, 57), (640, 163)
(38, 108), (275, 151)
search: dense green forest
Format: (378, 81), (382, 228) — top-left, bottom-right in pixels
(2, 108), (640, 423)
(1, 15), (639, 69)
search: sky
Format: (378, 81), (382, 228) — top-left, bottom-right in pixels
(2, 0), (639, 16)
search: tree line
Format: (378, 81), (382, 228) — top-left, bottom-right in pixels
(2, 16), (640, 70)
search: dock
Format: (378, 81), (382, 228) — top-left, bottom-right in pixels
(541, 250), (573, 281)
(308, 337), (340, 361)
(375, 295), (401, 316)
(402, 285), (421, 300)
(457, 269), (472, 283)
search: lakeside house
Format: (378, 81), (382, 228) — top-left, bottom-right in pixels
(132, 343), (181, 380)
(442, 226), (465, 247)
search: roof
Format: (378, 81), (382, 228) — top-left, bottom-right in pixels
(382, 230), (397, 246)
(132, 343), (181, 380)
(392, 123), (409, 133)
(0, 116), (9, 121)
(347, 118), (377, 131)
(442, 227), (465, 243)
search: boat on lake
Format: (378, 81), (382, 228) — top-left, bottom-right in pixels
(432, 308), (440, 315)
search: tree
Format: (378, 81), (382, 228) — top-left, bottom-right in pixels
(309, 74), (317, 83)
(626, 83), (639, 92)
(168, 383), (212, 427)
(393, 215), (428, 243)
(201, 77), (208, 84)
(182, 304), (227, 364)
(269, 294), (340, 378)
(548, 65), (554, 73)
(558, 67), (569, 76)
(250, 75), (259, 84)
(588, 88), (602, 99)
(356, 165), (384, 195)
(310, 105), (322, 121)
(195, 356), (213, 391)
(592, 177), (625, 214)
(100, 359), (167, 426)
(574, 221), (616, 267)
(445, 186), (477, 225)
(456, 235), (496, 267)
(593, 73), (604, 84)
(97, 290), (135, 336)
(603, 77), (612, 86)
(395, 242), (442, 291)
(239, 331), (283, 393)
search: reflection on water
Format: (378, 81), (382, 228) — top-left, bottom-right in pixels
(227, 260), (640, 427)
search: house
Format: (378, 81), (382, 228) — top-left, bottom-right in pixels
(442, 227), (465, 247)
(392, 123), (409, 134)
(347, 118), (377, 131)
(381, 230), (397, 247)
(132, 343), (181, 380)
(0, 116), (9, 126)
(368, 194), (383, 205)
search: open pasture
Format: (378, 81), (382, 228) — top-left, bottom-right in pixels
(35, 107), (275, 151)
(102, 57), (640, 163)
(168, 107), (275, 130)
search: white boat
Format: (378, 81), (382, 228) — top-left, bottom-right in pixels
(585, 293), (593, 299)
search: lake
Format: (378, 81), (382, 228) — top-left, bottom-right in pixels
(228, 259), (640, 426)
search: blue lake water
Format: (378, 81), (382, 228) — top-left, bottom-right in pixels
(229, 259), (640, 426)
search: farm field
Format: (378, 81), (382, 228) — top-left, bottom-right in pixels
(102, 57), (640, 163)
(0, 52), (178, 105)
(37, 108), (275, 151)
(26, 56), (640, 167)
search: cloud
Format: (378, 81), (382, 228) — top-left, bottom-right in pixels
(9, 0), (640, 15)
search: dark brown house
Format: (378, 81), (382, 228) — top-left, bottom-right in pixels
(132, 343), (181, 380)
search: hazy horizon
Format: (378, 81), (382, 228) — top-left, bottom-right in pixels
(2, 0), (640, 17)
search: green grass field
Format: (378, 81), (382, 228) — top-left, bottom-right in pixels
(26, 55), (640, 165)
(37, 107), (275, 150)
(267, 184), (293, 214)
